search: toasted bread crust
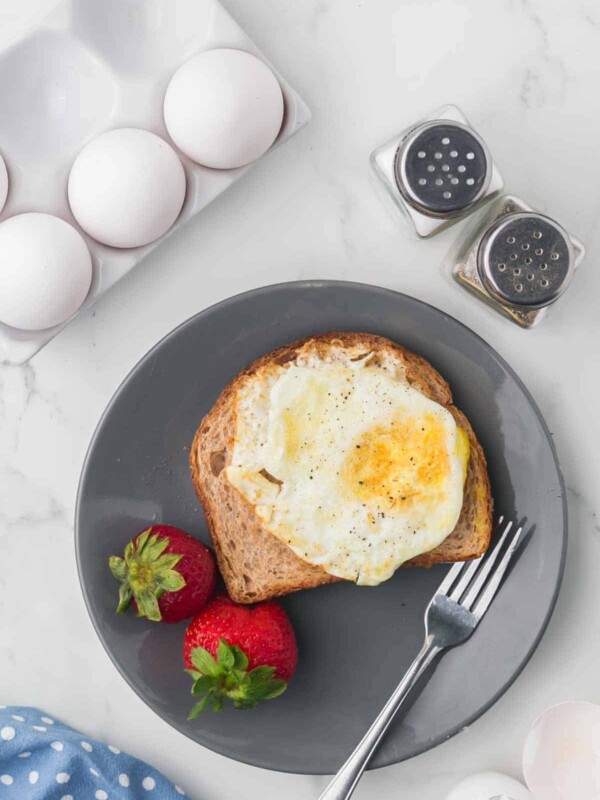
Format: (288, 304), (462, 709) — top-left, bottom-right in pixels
(190, 333), (493, 603)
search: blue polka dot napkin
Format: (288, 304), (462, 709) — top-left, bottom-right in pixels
(0, 707), (187, 799)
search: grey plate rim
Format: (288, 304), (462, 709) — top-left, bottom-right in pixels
(75, 279), (567, 775)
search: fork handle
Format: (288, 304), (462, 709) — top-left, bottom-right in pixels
(317, 639), (441, 800)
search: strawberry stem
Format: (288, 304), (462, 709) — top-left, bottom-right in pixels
(187, 639), (287, 718)
(109, 529), (186, 622)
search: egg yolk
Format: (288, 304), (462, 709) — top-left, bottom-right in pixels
(342, 414), (468, 510)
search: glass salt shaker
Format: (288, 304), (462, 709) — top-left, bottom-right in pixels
(371, 104), (504, 238)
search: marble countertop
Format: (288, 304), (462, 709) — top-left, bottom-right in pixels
(1, 0), (599, 797)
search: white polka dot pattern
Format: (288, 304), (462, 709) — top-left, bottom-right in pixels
(0, 707), (184, 798)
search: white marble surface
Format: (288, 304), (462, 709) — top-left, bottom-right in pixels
(1, 1), (599, 798)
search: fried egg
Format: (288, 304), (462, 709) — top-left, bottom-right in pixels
(225, 344), (469, 585)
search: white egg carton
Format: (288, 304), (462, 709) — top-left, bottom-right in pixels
(0, 0), (310, 364)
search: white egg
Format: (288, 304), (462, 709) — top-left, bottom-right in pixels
(0, 212), (92, 331)
(0, 152), (8, 214)
(446, 771), (533, 800)
(68, 128), (186, 248)
(164, 48), (284, 169)
(523, 701), (600, 799)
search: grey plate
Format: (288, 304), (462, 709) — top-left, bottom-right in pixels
(75, 280), (566, 775)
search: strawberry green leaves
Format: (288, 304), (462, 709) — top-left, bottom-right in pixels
(189, 692), (213, 717)
(217, 639), (235, 670)
(187, 639), (287, 718)
(109, 528), (186, 622)
(189, 646), (221, 678)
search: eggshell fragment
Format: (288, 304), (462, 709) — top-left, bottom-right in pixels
(523, 701), (600, 800)
(0, 152), (8, 214)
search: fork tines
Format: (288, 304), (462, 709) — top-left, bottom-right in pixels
(438, 517), (524, 618)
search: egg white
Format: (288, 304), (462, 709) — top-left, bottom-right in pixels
(225, 346), (468, 585)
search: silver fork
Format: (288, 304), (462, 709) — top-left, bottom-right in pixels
(318, 517), (525, 800)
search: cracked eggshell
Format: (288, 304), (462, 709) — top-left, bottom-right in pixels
(523, 701), (600, 800)
(0, 152), (8, 214)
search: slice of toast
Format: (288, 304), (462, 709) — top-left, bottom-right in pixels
(190, 332), (493, 603)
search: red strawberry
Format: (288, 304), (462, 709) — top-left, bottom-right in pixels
(109, 525), (217, 623)
(183, 594), (298, 716)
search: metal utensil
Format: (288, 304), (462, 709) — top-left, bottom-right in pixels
(318, 518), (525, 800)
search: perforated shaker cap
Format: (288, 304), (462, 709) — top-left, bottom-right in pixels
(477, 212), (575, 309)
(395, 120), (491, 217)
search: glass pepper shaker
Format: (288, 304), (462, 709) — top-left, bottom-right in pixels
(445, 194), (585, 328)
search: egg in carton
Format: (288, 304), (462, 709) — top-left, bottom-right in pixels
(0, 0), (310, 364)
